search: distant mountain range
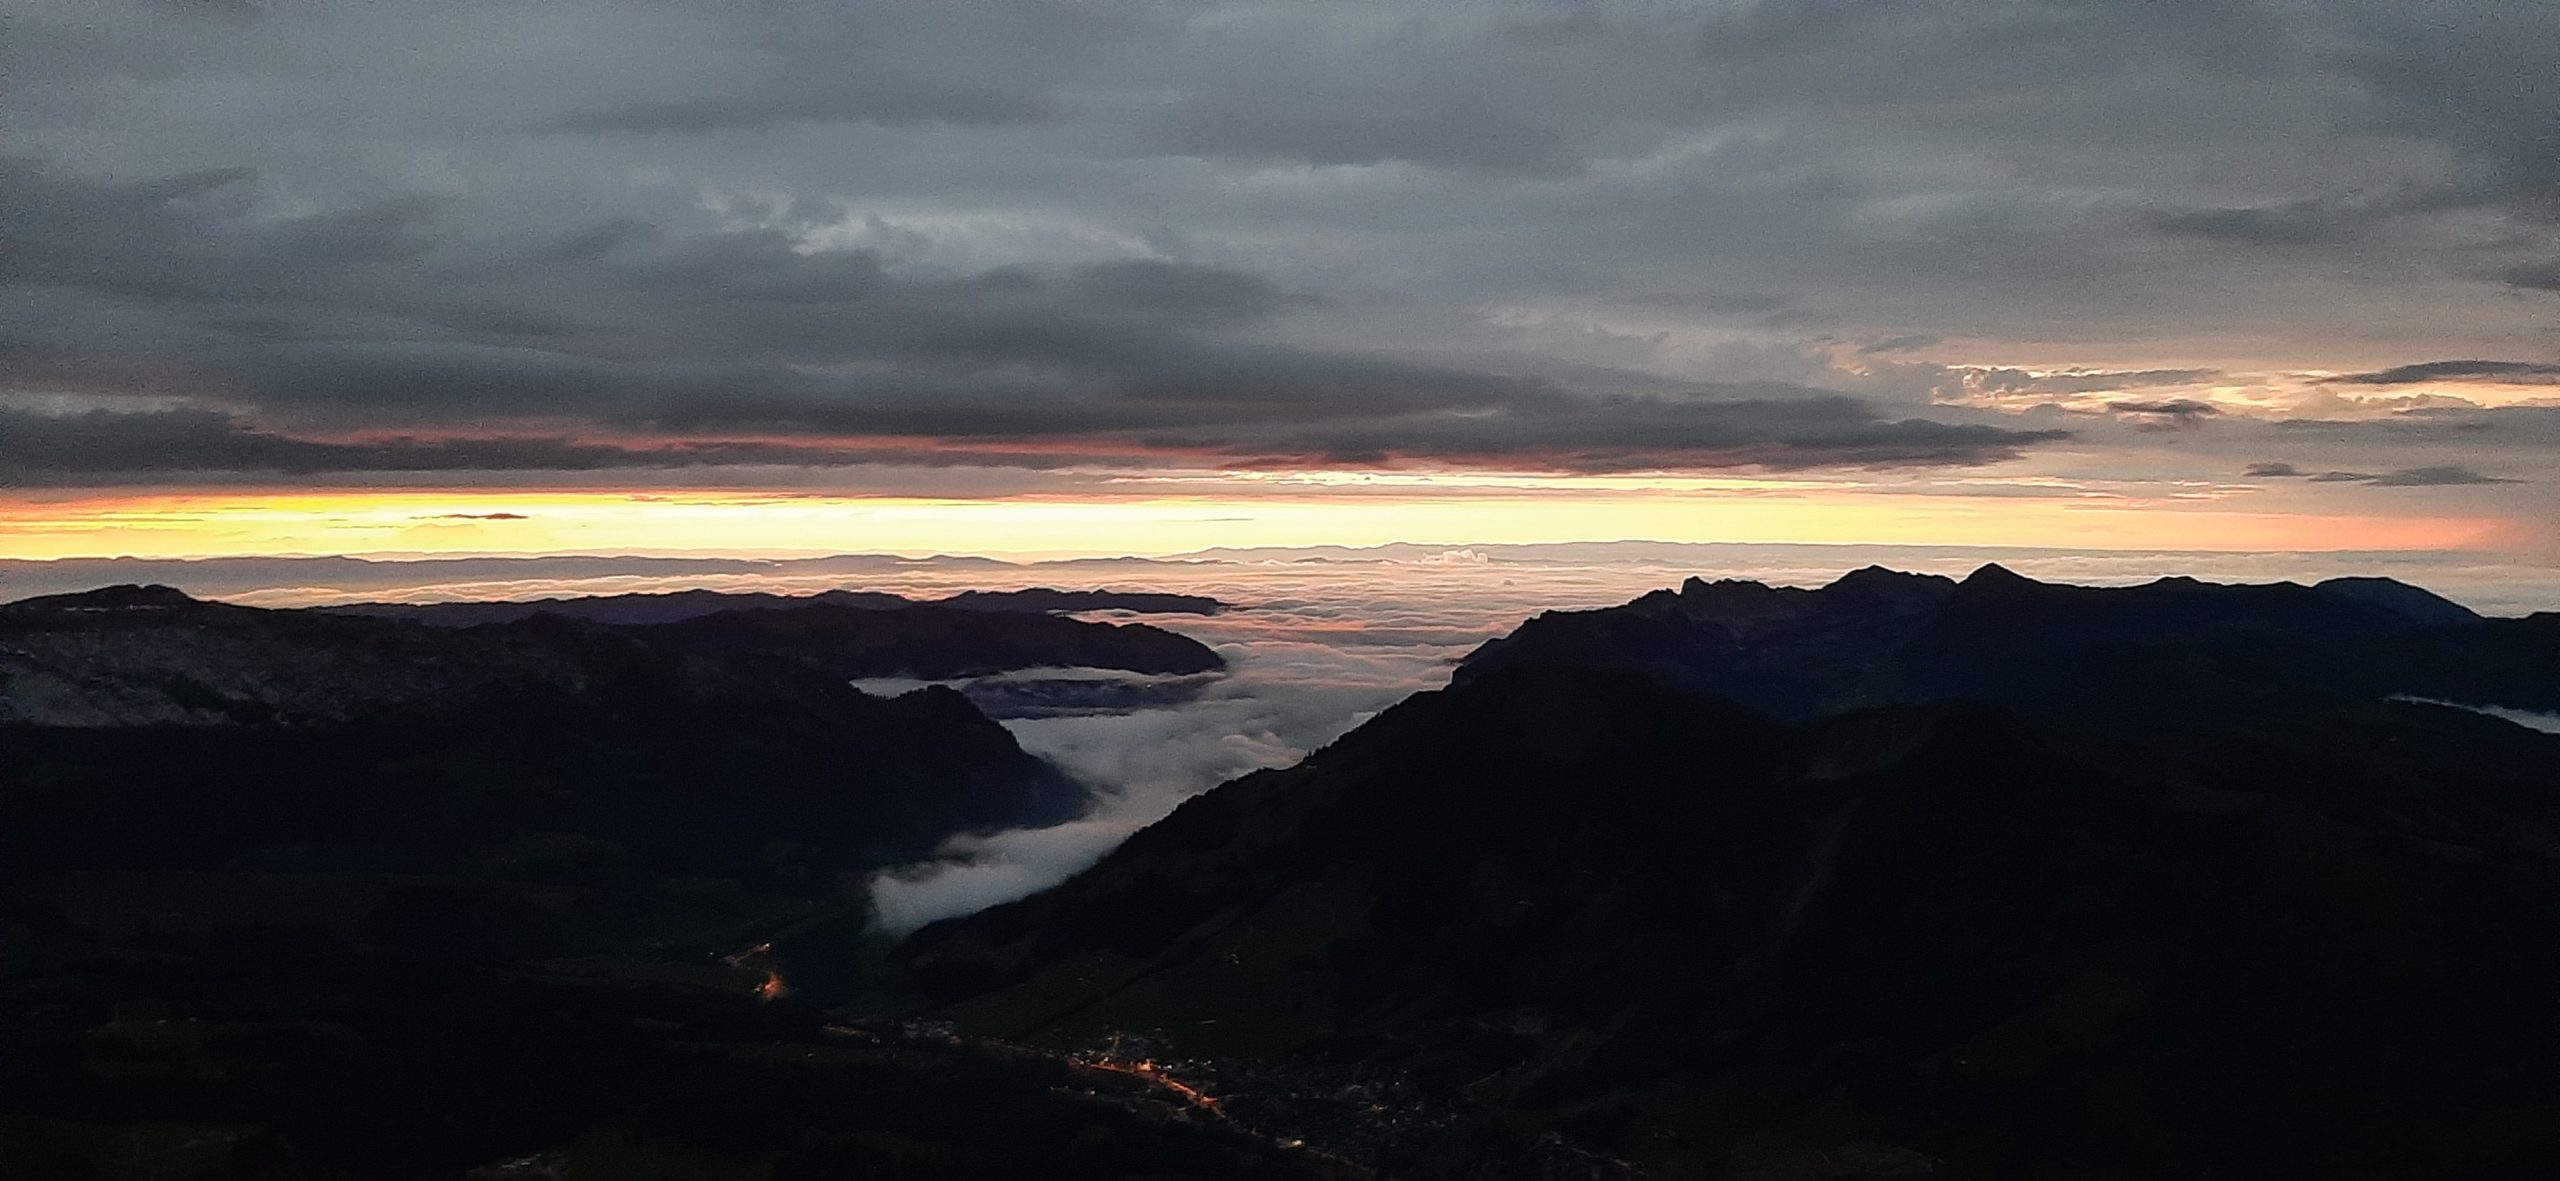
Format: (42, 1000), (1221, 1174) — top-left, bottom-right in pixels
(0, 551), (1202, 601)
(1, 584), (1224, 728)
(327, 585), (1228, 626)
(883, 567), (2560, 1176)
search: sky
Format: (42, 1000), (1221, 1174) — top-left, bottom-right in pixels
(4, 0), (2556, 562)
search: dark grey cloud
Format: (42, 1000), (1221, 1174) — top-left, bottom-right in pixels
(1620, 291), (1796, 315)
(2110, 399), (2220, 431)
(0, 406), (885, 483)
(0, 153), (2059, 480)
(2502, 260), (2560, 293)
(2336, 361), (2560, 386)
(2143, 179), (2465, 249)
(2145, 4), (2560, 244)
(2330, 1), (2560, 225)
(2367, 466), (2523, 487)
(0, 0), (2552, 502)
(2148, 199), (2380, 248)
(2272, 405), (2560, 452)
(541, 91), (1045, 137)
(2251, 460), (2520, 488)
(1165, 391), (2069, 474)
(0, 390), (2061, 485)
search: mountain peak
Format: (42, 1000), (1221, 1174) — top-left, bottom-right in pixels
(1959, 562), (2039, 589)
(1825, 565), (1958, 594)
(2313, 576), (2481, 626)
(1828, 564), (1902, 586)
(1678, 574), (1783, 598)
(1812, 567), (1961, 621)
(4, 583), (201, 612)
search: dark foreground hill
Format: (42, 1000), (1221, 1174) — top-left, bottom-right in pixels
(0, 585), (1318, 1179)
(0, 958), (1351, 1181)
(890, 571), (2560, 1178)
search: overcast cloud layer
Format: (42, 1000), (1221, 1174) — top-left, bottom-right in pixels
(2, 1), (2554, 535)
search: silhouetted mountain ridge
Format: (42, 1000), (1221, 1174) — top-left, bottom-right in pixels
(0, 584), (1222, 726)
(1459, 564), (2536, 722)
(881, 569), (2560, 1176)
(326, 584), (1229, 627)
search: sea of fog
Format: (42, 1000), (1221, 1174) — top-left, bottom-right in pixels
(10, 542), (2557, 928)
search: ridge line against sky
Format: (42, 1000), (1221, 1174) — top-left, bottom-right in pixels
(3, 1), (2554, 560)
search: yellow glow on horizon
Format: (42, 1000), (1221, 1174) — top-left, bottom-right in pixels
(0, 487), (2515, 561)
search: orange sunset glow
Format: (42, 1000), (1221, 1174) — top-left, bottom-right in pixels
(0, 485), (2516, 563)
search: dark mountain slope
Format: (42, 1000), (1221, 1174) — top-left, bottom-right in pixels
(2, 677), (1075, 884)
(0, 586), (1321, 1179)
(2312, 573), (2485, 625)
(1, 584), (1090, 960)
(895, 665), (2560, 1177)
